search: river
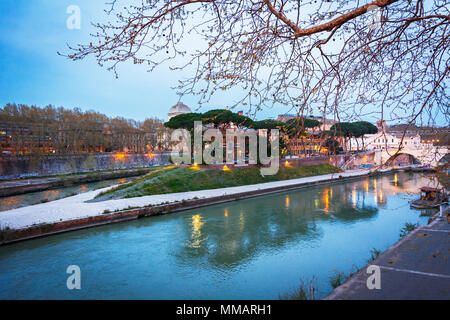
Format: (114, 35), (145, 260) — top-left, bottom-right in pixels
(0, 171), (438, 299)
(0, 177), (136, 212)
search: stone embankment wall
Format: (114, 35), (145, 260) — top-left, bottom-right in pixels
(0, 153), (345, 180)
(0, 153), (170, 179)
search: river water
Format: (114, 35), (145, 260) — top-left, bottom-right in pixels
(0, 172), (438, 299)
(0, 177), (136, 212)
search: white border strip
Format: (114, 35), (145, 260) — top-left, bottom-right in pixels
(419, 229), (449, 233)
(379, 265), (450, 279)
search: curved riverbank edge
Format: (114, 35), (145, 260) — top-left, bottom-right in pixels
(0, 167), (433, 245)
(324, 209), (449, 300)
(0, 167), (154, 197)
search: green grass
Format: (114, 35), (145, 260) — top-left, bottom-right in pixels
(329, 270), (348, 289)
(399, 222), (419, 238)
(368, 248), (382, 262)
(95, 163), (341, 200)
(278, 281), (309, 300)
(279, 277), (318, 300)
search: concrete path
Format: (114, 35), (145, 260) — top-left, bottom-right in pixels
(0, 169), (376, 230)
(326, 214), (450, 300)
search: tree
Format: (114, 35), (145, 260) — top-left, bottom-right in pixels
(282, 118), (321, 156)
(0, 104), (168, 154)
(349, 123), (365, 151)
(231, 113), (254, 128)
(64, 0), (448, 133)
(250, 119), (287, 156)
(251, 120), (284, 130)
(323, 138), (341, 154)
(355, 121), (378, 150)
(164, 113), (204, 130)
(285, 118), (320, 136)
(329, 121), (377, 152)
(330, 122), (357, 152)
(202, 109), (235, 128)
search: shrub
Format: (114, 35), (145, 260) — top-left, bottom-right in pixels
(279, 277), (317, 300)
(329, 270), (347, 289)
(369, 248), (382, 262)
(399, 222), (419, 238)
(279, 281), (308, 300)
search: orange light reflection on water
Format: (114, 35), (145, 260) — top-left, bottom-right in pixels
(322, 189), (329, 213)
(285, 195), (290, 208)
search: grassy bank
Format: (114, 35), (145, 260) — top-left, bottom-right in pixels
(95, 164), (341, 200)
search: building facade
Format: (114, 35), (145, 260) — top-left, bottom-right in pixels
(277, 114), (336, 156)
(347, 120), (432, 151)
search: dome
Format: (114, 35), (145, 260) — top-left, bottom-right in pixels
(168, 102), (191, 120)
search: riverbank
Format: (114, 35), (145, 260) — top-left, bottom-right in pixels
(325, 211), (449, 300)
(0, 167), (155, 197)
(94, 163), (340, 200)
(0, 167), (406, 245)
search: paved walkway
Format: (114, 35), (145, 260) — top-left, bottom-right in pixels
(0, 169), (376, 230)
(326, 214), (450, 300)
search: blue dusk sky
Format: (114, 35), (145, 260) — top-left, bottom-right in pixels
(1, 0), (279, 122)
(0, 1), (446, 125)
(0, 0), (200, 121)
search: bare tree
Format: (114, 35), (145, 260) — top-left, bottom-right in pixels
(64, 0), (449, 126)
(0, 104), (170, 154)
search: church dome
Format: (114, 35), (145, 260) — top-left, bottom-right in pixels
(168, 102), (191, 120)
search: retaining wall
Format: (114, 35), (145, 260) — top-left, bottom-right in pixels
(0, 153), (170, 179)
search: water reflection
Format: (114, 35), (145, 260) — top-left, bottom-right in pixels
(174, 172), (437, 268)
(323, 188), (330, 213)
(364, 180), (369, 194)
(188, 214), (205, 249)
(378, 189), (384, 205)
(351, 187), (357, 208)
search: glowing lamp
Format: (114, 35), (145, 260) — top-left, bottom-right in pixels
(114, 153), (126, 160)
(189, 162), (200, 170)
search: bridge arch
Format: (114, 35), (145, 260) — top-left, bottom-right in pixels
(386, 153), (421, 166)
(438, 153), (449, 166)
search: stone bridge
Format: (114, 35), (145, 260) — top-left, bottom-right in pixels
(341, 147), (448, 169)
(376, 146), (449, 167)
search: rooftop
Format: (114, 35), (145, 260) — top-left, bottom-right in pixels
(168, 102), (191, 115)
